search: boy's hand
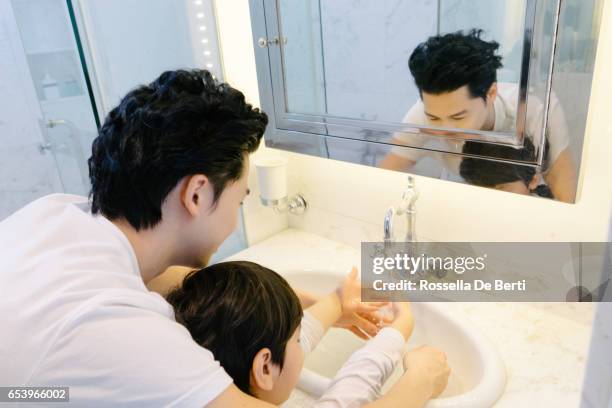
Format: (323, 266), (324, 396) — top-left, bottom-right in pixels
(334, 267), (392, 339)
(403, 345), (451, 398)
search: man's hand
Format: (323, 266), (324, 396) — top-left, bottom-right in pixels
(334, 267), (392, 339)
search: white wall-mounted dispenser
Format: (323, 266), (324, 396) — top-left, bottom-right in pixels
(254, 156), (307, 214)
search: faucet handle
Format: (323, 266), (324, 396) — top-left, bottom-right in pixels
(395, 176), (417, 214)
(383, 206), (395, 243)
(406, 175), (416, 188)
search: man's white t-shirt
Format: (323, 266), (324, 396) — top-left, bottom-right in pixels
(0, 194), (233, 407)
(390, 82), (570, 177)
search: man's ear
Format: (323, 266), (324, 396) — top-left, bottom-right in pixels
(250, 348), (277, 392)
(487, 82), (498, 104)
(180, 174), (211, 217)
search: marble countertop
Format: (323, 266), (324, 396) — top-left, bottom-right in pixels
(227, 229), (595, 407)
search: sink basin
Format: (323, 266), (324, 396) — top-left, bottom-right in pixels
(283, 271), (506, 408)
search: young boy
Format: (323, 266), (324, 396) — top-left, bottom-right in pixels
(167, 261), (450, 407)
(460, 137), (555, 198)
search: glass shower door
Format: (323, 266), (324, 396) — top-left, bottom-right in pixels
(0, 0), (99, 220)
(71, 0), (248, 260)
(2, 0), (247, 260)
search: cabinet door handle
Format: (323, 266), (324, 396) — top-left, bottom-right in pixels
(258, 37), (286, 48)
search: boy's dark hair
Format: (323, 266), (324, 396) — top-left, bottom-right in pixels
(166, 261), (303, 395)
(88, 69), (268, 230)
(409, 29), (503, 100)
(460, 137), (554, 198)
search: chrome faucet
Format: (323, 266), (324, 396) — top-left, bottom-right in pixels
(384, 175), (419, 244)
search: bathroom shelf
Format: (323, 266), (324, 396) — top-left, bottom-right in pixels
(40, 94), (88, 108)
(25, 47), (75, 56)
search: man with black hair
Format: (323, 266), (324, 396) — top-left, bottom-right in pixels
(0, 69), (265, 407)
(380, 29), (576, 202)
(0, 69), (450, 407)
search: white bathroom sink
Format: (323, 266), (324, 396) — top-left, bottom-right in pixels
(283, 271), (506, 408)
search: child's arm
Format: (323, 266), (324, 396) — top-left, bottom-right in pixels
(300, 267), (390, 353)
(304, 288), (342, 333)
(298, 279), (344, 355)
(293, 288), (320, 308)
(364, 346), (450, 408)
(312, 304), (450, 408)
(312, 303), (430, 408)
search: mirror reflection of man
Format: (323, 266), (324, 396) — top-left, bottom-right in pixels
(379, 29), (577, 203)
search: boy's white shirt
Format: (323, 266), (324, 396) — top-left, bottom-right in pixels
(0, 194), (233, 407)
(390, 82), (570, 176)
(300, 312), (406, 407)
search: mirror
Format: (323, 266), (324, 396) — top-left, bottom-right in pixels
(252, 0), (603, 203)
(277, 0), (546, 141)
(281, 1), (527, 130)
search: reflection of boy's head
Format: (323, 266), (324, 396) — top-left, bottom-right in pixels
(166, 261), (304, 405)
(409, 29), (503, 132)
(460, 138), (553, 197)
